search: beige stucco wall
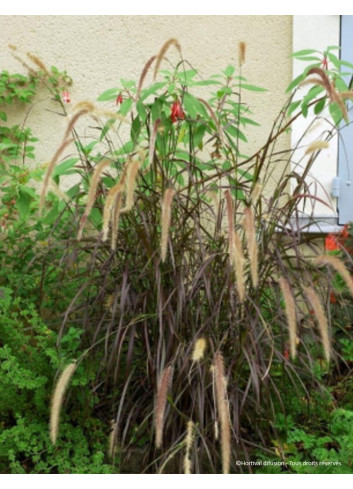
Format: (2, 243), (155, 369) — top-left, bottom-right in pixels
(0, 16), (292, 166)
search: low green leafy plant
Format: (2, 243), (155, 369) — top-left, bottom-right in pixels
(256, 408), (353, 474)
(0, 288), (115, 474)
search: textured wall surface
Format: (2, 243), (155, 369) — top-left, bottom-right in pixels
(0, 15), (292, 178)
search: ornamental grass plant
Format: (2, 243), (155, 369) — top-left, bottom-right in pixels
(3, 41), (353, 473)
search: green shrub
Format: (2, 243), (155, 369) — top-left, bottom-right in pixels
(0, 289), (115, 473)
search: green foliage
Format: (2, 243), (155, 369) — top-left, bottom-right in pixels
(0, 290), (114, 474)
(0, 54), (73, 228)
(286, 46), (353, 124)
(256, 408), (353, 474)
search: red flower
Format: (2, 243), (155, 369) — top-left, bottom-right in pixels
(116, 93), (123, 105)
(321, 57), (328, 70)
(325, 234), (340, 252)
(170, 100), (185, 123)
(62, 90), (71, 103)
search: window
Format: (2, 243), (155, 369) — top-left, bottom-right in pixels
(337, 15), (353, 224)
(291, 15), (353, 232)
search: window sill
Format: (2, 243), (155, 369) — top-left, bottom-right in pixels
(288, 214), (343, 234)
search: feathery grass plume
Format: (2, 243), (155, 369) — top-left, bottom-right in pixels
(225, 190), (235, 266)
(305, 68), (335, 99)
(77, 159), (112, 241)
(184, 457), (192, 475)
(337, 90), (353, 100)
(238, 41), (246, 67)
(63, 107), (92, 141)
(304, 286), (331, 362)
(304, 68), (349, 123)
(305, 140), (329, 155)
(102, 182), (125, 242)
(300, 77), (329, 91)
(332, 91), (349, 123)
(50, 361), (77, 445)
(148, 119), (161, 165)
(26, 51), (50, 75)
(314, 254), (353, 298)
(160, 188), (176, 262)
(39, 137), (74, 212)
(250, 182), (263, 204)
(153, 38), (182, 80)
(233, 230), (246, 303)
(192, 338), (207, 362)
(155, 365), (173, 449)
(73, 100), (125, 122)
(8, 46), (36, 75)
(121, 157), (143, 213)
(137, 55), (156, 99)
(111, 190), (124, 251)
(214, 351), (231, 474)
(41, 106), (94, 208)
(243, 206), (258, 288)
(279, 277), (298, 359)
(108, 419), (117, 460)
(183, 420), (194, 474)
(72, 100), (95, 113)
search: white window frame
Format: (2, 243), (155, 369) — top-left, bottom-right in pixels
(291, 15), (342, 233)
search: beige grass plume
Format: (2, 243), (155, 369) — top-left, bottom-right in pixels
(108, 419), (117, 460)
(303, 68), (335, 99)
(72, 100), (125, 123)
(305, 140), (329, 155)
(214, 351), (231, 474)
(39, 138), (74, 212)
(304, 286), (331, 362)
(183, 420), (195, 474)
(279, 277), (298, 359)
(102, 182), (125, 242)
(40, 105), (94, 211)
(232, 230), (246, 303)
(238, 42), (246, 67)
(26, 51), (50, 76)
(154, 38), (182, 80)
(50, 361), (77, 445)
(225, 190), (235, 265)
(63, 107), (93, 141)
(148, 119), (161, 165)
(160, 188), (176, 262)
(250, 182), (263, 204)
(225, 190), (245, 301)
(155, 365), (173, 449)
(137, 55), (156, 99)
(77, 159), (112, 241)
(111, 190), (124, 251)
(191, 338), (207, 362)
(243, 207), (258, 288)
(121, 157), (143, 213)
(303, 68), (349, 123)
(314, 254), (353, 298)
